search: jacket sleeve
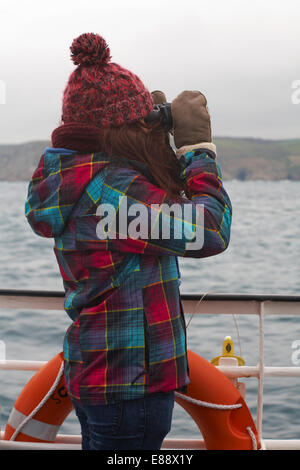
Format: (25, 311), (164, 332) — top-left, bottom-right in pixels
(74, 146), (232, 258)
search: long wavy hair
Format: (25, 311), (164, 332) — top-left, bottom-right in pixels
(97, 120), (187, 199)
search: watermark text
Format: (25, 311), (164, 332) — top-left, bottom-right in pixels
(0, 80), (6, 104)
(96, 197), (204, 251)
(291, 80), (300, 104)
(291, 340), (300, 365)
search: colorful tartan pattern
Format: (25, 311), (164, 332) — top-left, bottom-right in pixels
(25, 146), (232, 405)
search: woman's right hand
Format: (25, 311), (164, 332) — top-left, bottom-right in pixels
(171, 91), (212, 149)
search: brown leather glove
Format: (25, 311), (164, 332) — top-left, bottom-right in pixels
(151, 90), (167, 104)
(171, 90), (212, 148)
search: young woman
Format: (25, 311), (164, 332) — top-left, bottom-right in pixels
(25, 33), (232, 450)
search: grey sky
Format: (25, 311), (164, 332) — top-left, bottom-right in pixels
(0, 0), (299, 144)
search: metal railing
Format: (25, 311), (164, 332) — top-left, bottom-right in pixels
(1, 289), (300, 450)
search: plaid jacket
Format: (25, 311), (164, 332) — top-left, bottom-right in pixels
(25, 145), (232, 405)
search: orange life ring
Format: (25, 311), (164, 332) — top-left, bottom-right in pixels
(175, 350), (260, 450)
(4, 350), (260, 449)
(4, 352), (73, 443)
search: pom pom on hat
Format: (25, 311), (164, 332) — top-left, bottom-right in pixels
(70, 33), (111, 66)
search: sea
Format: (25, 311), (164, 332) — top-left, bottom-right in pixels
(0, 179), (300, 442)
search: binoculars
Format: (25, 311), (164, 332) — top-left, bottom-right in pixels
(145, 103), (173, 131)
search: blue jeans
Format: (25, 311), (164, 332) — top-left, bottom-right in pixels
(72, 391), (175, 450)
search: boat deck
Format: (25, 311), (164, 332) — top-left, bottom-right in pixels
(1, 289), (300, 450)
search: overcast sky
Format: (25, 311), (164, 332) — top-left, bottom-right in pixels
(0, 0), (299, 144)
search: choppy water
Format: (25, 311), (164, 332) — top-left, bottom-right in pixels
(0, 180), (300, 441)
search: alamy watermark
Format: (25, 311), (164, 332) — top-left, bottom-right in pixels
(0, 340), (6, 363)
(291, 340), (300, 365)
(95, 197), (205, 250)
(291, 80), (300, 104)
(0, 80), (6, 104)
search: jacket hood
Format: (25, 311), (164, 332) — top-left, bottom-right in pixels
(25, 147), (111, 238)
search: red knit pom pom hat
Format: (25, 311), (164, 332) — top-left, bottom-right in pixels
(61, 32), (154, 128)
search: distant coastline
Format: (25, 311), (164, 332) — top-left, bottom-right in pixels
(1, 137), (300, 181)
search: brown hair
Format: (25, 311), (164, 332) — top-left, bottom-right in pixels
(97, 120), (187, 199)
